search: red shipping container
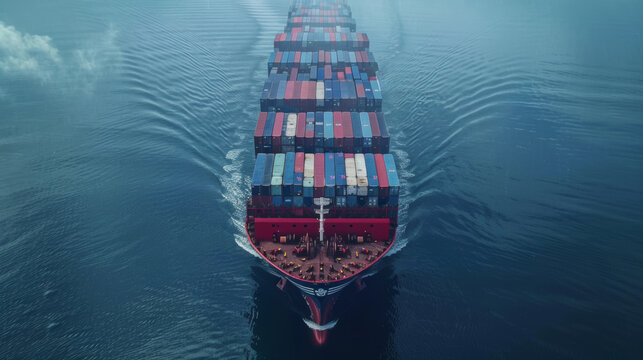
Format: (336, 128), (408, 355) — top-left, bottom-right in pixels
(360, 51), (368, 63)
(272, 113), (284, 137)
(356, 82), (365, 97)
(285, 81), (295, 101)
(302, 81), (310, 110)
(341, 111), (354, 152)
(324, 65), (332, 80)
(314, 153), (325, 196)
(307, 81), (316, 111)
(374, 154), (390, 197)
(355, 51), (362, 63)
(356, 81), (365, 110)
(299, 81), (308, 100)
(254, 112), (267, 150)
(272, 113), (284, 152)
(294, 51), (301, 64)
(290, 67), (298, 80)
(255, 112), (267, 138)
(293, 81), (302, 108)
(295, 152), (305, 173)
(319, 50), (325, 64)
(325, 52), (331, 64)
(275, 51), (283, 64)
(368, 112), (381, 152)
(296, 113), (306, 140)
(333, 111), (343, 149)
(338, 72), (345, 80)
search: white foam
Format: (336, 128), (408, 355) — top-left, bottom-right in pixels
(386, 149), (413, 256)
(221, 148), (259, 258)
(302, 318), (339, 331)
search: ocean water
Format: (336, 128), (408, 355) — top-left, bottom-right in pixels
(1, 0), (643, 359)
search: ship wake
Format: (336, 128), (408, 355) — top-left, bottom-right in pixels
(222, 148), (261, 258)
(302, 318), (339, 331)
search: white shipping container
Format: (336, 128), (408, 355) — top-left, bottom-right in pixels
(346, 175), (357, 195)
(355, 154), (367, 177)
(304, 153), (315, 178)
(357, 177), (368, 196)
(345, 157), (356, 177)
(285, 113), (297, 137)
(316, 81), (324, 100)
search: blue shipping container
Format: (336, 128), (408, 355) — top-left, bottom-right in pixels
(324, 80), (333, 108)
(363, 80), (374, 109)
(360, 112), (373, 152)
(262, 112), (276, 151)
(251, 153), (266, 195)
(332, 80), (341, 108)
(351, 112), (363, 151)
(261, 154), (274, 196)
(324, 153), (336, 198)
(334, 152), (346, 196)
(293, 196), (304, 207)
(283, 152), (295, 196)
(323, 112), (334, 150)
(314, 112), (324, 151)
(364, 153), (379, 198)
(272, 196), (283, 207)
(347, 195), (357, 207)
(383, 154), (400, 195)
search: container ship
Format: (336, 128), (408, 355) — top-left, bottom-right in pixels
(245, 0), (399, 344)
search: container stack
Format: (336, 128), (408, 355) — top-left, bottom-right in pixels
(254, 111), (389, 154)
(249, 0), (398, 220)
(251, 151), (398, 209)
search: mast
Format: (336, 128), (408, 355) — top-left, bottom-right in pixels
(314, 197), (330, 245)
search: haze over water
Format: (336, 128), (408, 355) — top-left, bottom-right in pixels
(2, 0), (642, 359)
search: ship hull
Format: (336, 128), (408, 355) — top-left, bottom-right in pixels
(245, 220), (395, 344)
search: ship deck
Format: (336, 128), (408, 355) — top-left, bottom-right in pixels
(246, 222), (393, 283)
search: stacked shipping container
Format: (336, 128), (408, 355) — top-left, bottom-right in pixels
(259, 79), (382, 112)
(254, 111), (389, 154)
(250, 152), (399, 210)
(267, 50), (379, 73)
(249, 0), (398, 219)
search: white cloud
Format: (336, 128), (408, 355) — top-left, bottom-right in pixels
(0, 21), (61, 80)
(74, 25), (119, 73)
(0, 21), (120, 94)
(67, 25), (120, 94)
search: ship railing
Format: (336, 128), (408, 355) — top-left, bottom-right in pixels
(245, 202), (398, 220)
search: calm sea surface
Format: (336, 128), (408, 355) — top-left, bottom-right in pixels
(2, 0), (643, 359)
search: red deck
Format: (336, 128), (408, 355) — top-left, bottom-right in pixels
(246, 216), (395, 284)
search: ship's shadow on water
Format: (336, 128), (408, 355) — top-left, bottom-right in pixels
(247, 260), (399, 360)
